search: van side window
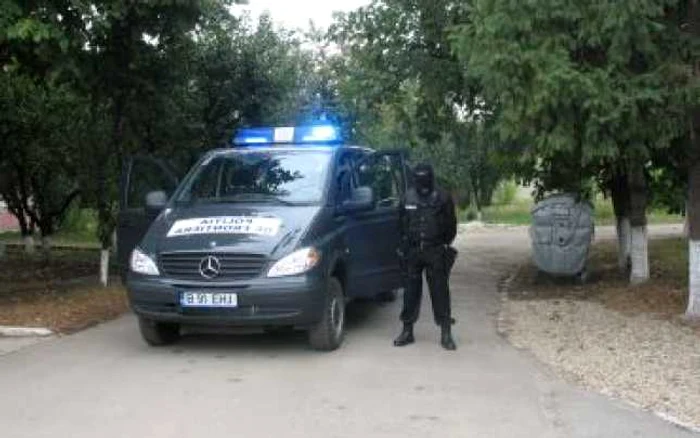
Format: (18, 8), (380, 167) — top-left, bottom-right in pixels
(357, 154), (402, 208)
(127, 159), (178, 209)
(335, 153), (355, 205)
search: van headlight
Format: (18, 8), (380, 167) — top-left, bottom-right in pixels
(267, 247), (321, 278)
(130, 248), (160, 276)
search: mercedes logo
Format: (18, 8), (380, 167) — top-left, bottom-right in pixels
(199, 255), (221, 279)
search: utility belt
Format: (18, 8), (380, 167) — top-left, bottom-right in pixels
(402, 239), (458, 271)
(407, 239), (444, 251)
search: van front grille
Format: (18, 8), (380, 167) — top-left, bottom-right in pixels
(159, 252), (267, 281)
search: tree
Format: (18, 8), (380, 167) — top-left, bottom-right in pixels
(452, 0), (689, 284)
(328, 1), (505, 208)
(74, 3), (317, 284)
(0, 0), (343, 282)
(0, 1), (86, 254)
(680, 0), (700, 318)
(15, 79), (81, 252)
(69, 0), (236, 284)
(0, 74), (35, 252)
(193, 11), (312, 148)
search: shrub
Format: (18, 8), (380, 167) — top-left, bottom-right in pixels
(492, 180), (518, 205)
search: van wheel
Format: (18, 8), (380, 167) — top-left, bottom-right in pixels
(138, 317), (180, 346)
(308, 277), (345, 351)
(376, 289), (397, 303)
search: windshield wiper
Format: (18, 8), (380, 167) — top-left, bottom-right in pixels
(261, 194), (296, 206)
(224, 193), (297, 206)
(177, 193), (300, 206)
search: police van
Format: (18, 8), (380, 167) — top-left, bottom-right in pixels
(117, 125), (408, 351)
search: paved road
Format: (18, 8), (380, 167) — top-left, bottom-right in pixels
(0, 225), (695, 438)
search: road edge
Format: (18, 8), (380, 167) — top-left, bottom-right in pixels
(0, 326), (54, 337)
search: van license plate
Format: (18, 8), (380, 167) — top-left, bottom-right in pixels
(180, 292), (238, 308)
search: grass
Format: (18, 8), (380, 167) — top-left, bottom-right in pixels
(0, 206), (100, 247)
(597, 238), (692, 322)
(0, 229), (100, 248)
(477, 199), (533, 225)
(0, 197), (685, 245)
(464, 196), (685, 226)
(510, 236), (692, 322)
(590, 237), (688, 288)
(0, 247), (127, 333)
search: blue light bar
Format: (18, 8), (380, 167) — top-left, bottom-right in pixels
(232, 127), (275, 145)
(232, 125), (342, 146)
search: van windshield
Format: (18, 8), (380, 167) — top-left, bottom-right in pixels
(176, 149), (332, 205)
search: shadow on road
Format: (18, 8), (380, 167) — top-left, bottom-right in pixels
(165, 297), (393, 353)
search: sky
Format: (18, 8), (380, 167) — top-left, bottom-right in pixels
(233, 0), (370, 31)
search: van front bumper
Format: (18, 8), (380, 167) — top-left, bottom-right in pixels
(126, 274), (326, 329)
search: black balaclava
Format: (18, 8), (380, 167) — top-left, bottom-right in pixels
(414, 163), (435, 197)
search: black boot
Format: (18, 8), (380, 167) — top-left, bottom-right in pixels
(440, 323), (456, 350)
(393, 324), (415, 347)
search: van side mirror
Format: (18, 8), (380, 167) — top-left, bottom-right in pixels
(341, 186), (375, 214)
(145, 190), (168, 215)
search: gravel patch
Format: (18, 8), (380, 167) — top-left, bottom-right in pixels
(499, 298), (700, 429)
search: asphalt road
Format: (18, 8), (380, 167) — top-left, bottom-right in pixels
(0, 225), (696, 438)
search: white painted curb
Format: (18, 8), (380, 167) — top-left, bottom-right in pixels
(653, 411), (700, 434)
(0, 326), (54, 337)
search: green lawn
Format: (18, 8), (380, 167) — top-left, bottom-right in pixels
(0, 198), (685, 247)
(464, 197), (684, 226)
(0, 207), (100, 248)
(0, 230), (99, 248)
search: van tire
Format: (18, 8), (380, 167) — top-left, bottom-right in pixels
(138, 317), (181, 346)
(308, 277), (345, 351)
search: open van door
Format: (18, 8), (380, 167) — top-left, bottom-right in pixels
(117, 156), (180, 282)
(352, 149), (409, 295)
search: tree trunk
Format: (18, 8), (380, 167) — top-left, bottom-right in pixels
(2, 188), (35, 254)
(688, 238), (700, 318)
(684, 0), (700, 318)
(687, 120), (700, 318)
(111, 229), (117, 255)
(610, 166), (631, 273)
(471, 175), (482, 222)
(23, 234), (35, 254)
(630, 225), (649, 284)
(41, 235), (51, 258)
(616, 217), (632, 272)
(100, 249), (110, 287)
(627, 159), (649, 284)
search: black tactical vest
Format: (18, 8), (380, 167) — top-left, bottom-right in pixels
(404, 188), (445, 246)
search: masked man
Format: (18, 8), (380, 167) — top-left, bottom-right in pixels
(395, 163), (458, 350)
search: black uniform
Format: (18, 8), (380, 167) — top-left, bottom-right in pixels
(394, 163), (458, 350)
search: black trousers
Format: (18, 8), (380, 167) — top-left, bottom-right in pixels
(400, 245), (452, 326)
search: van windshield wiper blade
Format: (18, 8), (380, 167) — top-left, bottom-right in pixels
(262, 195), (296, 206)
(225, 193), (297, 205)
(178, 193), (298, 205)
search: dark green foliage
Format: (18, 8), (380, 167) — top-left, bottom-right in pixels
(0, 0), (314, 249)
(330, 1), (505, 207)
(451, 0), (696, 199)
